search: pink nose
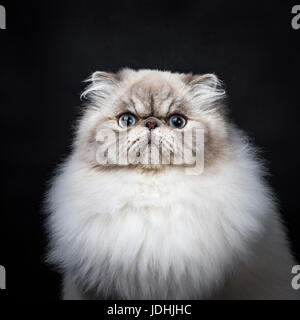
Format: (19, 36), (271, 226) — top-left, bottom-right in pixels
(145, 121), (157, 130)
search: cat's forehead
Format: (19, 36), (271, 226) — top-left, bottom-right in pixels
(119, 74), (184, 118)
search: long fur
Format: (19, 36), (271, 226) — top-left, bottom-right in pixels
(46, 69), (299, 299)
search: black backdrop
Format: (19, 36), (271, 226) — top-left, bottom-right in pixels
(1, 0), (299, 299)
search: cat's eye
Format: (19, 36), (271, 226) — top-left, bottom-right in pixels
(168, 114), (186, 129)
(118, 113), (137, 128)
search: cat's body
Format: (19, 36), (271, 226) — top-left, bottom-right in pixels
(46, 69), (299, 299)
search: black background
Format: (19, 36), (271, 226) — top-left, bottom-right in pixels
(1, 0), (299, 299)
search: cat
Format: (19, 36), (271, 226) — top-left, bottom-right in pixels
(46, 68), (299, 299)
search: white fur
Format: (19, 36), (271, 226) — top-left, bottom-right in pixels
(46, 137), (299, 299)
(46, 69), (299, 300)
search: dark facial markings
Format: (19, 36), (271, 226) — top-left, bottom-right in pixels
(129, 98), (139, 117)
(165, 96), (178, 118)
(150, 93), (154, 115)
(116, 87), (190, 127)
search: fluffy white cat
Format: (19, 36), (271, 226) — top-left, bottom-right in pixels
(46, 68), (299, 299)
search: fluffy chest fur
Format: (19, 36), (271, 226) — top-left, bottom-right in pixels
(47, 153), (272, 299)
(46, 69), (298, 300)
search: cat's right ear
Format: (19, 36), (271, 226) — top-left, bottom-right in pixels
(90, 71), (119, 84)
(81, 71), (119, 101)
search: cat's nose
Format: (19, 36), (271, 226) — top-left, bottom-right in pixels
(145, 120), (158, 130)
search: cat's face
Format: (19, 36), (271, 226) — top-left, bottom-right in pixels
(76, 69), (229, 172)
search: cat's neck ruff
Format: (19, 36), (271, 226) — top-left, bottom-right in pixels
(47, 151), (273, 299)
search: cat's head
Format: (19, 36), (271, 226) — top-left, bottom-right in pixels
(75, 68), (230, 173)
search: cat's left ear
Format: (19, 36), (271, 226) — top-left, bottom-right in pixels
(187, 73), (220, 88)
(183, 73), (226, 106)
(81, 71), (119, 101)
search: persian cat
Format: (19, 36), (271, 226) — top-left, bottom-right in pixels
(46, 68), (299, 299)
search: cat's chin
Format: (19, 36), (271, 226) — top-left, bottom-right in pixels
(131, 163), (179, 172)
(96, 163), (184, 172)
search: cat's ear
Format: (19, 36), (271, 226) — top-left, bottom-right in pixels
(188, 73), (220, 88)
(91, 71), (119, 84)
(81, 71), (119, 101)
(183, 73), (226, 108)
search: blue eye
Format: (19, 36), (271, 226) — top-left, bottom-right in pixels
(168, 114), (186, 129)
(119, 113), (137, 128)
